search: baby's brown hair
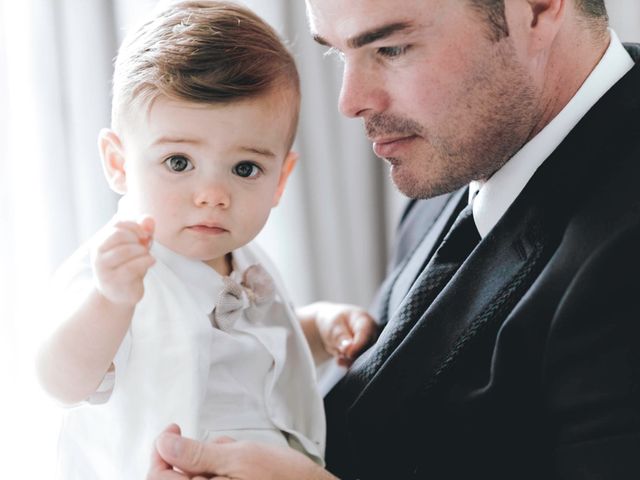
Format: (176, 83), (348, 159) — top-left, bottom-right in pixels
(112, 0), (300, 145)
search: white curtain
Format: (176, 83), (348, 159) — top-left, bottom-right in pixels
(0, 0), (119, 474)
(0, 1), (638, 476)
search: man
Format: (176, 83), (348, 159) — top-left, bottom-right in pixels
(149, 0), (640, 478)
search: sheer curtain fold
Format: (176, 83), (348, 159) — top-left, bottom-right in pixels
(1, 0), (119, 475)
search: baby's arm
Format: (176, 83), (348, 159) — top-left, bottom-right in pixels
(298, 302), (378, 367)
(36, 217), (155, 405)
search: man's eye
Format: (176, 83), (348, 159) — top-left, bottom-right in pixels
(164, 155), (193, 172)
(377, 45), (409, 58)
(233, 162), (261, 178)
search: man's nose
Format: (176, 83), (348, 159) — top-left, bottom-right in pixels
(193, 180), (230, 208)
(338, 62), (388, 118)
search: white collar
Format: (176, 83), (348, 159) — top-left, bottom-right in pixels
(470, 29), (634, 238)
(150, 243), (258, 315)
(151, 242), (224, 315)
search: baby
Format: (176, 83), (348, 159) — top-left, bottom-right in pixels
(35, 2), (376, 479)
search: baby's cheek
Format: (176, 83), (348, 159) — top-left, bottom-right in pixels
(161, 193), (184, 216)
(252, 204), (275, 233)
(149, 193), (184, 237)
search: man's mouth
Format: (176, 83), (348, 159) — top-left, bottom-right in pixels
(372, 135), (418, 158)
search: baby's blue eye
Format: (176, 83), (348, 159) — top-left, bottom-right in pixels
(233, 162), (260, 178)
(164, 155), (193, 172)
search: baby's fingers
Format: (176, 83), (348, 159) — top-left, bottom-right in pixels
(120, 253), (156, 278)
(138, 216), (155, 248)
(345, 311), (378, 359)
(98, 243), (154, 271)
(100, 220), (154, 251)
(94, 251), (155, 305)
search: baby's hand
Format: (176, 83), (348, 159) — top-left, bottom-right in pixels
(298, 302), (378, 367)
(91, 216), (156, 306)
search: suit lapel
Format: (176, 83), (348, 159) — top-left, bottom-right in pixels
(349, 199), (553, 436)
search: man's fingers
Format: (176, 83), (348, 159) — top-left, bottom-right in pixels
(147, 470), (188, 480)
(148, 424), (183, 478)
(163, 423), (182, 435)
(210, 436), (236, 445)
(156, 433), (227, 476)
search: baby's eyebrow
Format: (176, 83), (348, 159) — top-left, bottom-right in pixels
(151, 135), (204, 146)
(149, 136), (277, 159)
(239, 146), (276, 159)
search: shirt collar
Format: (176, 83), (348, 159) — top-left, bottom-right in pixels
(470, 29), (634, 238)
(151, 242), (224, 315)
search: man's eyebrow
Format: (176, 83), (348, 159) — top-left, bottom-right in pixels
(313, 21), (414, 50)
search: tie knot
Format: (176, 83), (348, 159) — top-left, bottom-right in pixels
(212, 264), (276, 331)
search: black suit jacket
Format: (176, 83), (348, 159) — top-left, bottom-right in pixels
(324, 45), (640, 479)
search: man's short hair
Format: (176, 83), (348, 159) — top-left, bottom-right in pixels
(469, 0), (608, 41)
(111, 0), (300, 140)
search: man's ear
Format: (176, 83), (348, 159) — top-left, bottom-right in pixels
(524, 0), (565, 53)
(98, 128), (127, 194)
(272, 151), (298, 207)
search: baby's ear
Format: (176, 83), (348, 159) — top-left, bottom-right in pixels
(98, 128), (127, 194)
(272, 150), (298, 207)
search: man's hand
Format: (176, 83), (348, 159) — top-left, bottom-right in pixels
(91, 216), (155, 306)
(147, 424), (337, 480)
(298, 301), (378, 367)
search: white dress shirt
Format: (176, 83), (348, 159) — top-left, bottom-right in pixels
(470, 29), (634, 238)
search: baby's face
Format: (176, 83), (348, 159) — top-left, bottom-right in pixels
(119, 92), (296, 272)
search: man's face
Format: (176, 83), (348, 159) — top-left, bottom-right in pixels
(119, 93), (296, 273)
(306, 0), (542, 198)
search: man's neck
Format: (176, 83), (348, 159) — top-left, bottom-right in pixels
(529, 28), (611, 141)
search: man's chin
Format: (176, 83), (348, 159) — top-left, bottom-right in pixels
(390, 169), (431, 199)
(390, 169), (462, 200)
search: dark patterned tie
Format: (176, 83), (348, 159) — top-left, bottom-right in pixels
(346, 204), (480, 390)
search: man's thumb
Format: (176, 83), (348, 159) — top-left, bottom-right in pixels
(156, 432), (220, 474)
(156, 432), (185, 461)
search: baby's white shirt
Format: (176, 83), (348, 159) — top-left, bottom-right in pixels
(51, 240), (325, 480)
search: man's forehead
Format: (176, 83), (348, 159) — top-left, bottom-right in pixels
(305, 0), (426, 46)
